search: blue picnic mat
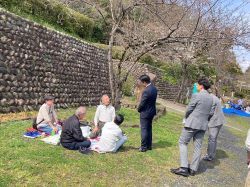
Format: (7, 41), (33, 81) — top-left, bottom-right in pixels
(223, 108), (250, 118)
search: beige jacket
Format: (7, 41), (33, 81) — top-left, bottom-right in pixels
(36, 103), (57, 126)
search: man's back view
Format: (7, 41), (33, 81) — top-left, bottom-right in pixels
(171, 77), (215, 177)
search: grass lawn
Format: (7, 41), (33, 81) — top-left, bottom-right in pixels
(225, 115), (250, 140)
(0, 107), (184, 186)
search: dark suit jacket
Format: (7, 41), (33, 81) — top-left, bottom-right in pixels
(138, 84), (158, 119)
(60, 115), (86, 143)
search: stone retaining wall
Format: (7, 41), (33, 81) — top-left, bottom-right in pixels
(0, 9), (110, 113)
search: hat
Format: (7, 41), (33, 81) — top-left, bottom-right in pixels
(44, 95), (54, 101)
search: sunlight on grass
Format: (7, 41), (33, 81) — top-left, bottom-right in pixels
(0, 108), (184, 186)
(225, 115), (250, 139)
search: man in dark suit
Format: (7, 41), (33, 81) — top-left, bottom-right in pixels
(137, 74), (158, 152)
(60, 106), (91, 154)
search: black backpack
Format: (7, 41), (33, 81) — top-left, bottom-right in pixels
(32, 118), (44, 130)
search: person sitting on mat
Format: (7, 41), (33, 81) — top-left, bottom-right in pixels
(90, 95), (115, 139)
(36, 95), (59, 134)
(93, 114), (127, 153)
(60, 107), (91, 154)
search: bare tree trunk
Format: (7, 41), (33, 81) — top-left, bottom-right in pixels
(176, 63), (188, 103)
(114, 81), (123, 110)
(108, 28), (116, 105)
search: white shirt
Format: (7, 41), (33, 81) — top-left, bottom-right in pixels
(37, 103), (57, 126)
(246, 106), (250, 114)
(238, 99), (243, 106)
(96, 122), (123, 152)
(94, 104), (115, 126)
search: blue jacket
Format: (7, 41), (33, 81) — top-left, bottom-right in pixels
(138, 84), (158, 119)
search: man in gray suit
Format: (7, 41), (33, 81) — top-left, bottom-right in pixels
(203, 91), (225, 161)
(171, 77), (215, 177)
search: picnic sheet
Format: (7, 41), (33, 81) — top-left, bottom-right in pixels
(23, 131), (41, 139)
(89, 137), (101, 152)
(223, 108), (250, 118)
(41, 133), (61, 145)
(41, 126), (92, 145)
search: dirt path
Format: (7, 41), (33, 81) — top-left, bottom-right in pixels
(157, 99), (248, 187)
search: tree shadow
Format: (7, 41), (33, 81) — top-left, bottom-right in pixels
(118, 140), (174, 152)
(152, 140), (174, 148)
(215, 149), (229, 159)
(123, 124), (140, 128)
(197, 149), (229, 174)
(118, 145), (138, 152)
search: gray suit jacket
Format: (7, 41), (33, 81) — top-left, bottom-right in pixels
(208, 94), (225, 128)
(185, 90), (215, 131)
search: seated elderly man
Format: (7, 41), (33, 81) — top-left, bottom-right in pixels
(90, 95), (116, 139)
(36, 95), (59, 134)
(60, 107), (91, 153)
(93, 114), (127, 153)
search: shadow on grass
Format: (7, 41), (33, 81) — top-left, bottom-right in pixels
(153, 140), (174, 148)
(118, 146), (138, 152)
(197, 149), (229, 174)
(216, 149), (229, 159)
(123, 124), (140, 128)
(119, 140), (174, 153)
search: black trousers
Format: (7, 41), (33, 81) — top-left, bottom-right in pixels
(61, 140), (91, 150)
(140, 117), (153, 149)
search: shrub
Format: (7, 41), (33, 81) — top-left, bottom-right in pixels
(91, 20), (108, 43)
(122, 75), (135, 97)
(140, 55), (154, 66)
(234, 91), (245, 99)
(93, 44), (124, 60)
(162, 64), (182, 85)
(0, 0), (95, 40)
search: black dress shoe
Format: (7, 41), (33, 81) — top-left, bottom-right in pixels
(203, 155), (213, 161)
(147, 147), (152, 150)
(79, 147), (91, 155)
(139, 147), (147, 152)
(188, 168), (196, 176)
(170, 167), (189, 177)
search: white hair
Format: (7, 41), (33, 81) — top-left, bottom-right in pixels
(101, 94), (109, 100)
(100, 94), (110, 104)
(75, 106), (86, 116)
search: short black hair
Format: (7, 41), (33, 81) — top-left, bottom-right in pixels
(114, 114), (124, 126)
(139, 74), (151, 84)
(198, 77), (211, 90)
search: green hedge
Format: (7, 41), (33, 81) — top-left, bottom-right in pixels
(139, 54), (165, 68)
(0, 0), (95, 40)
(234, 91), (246, 99)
